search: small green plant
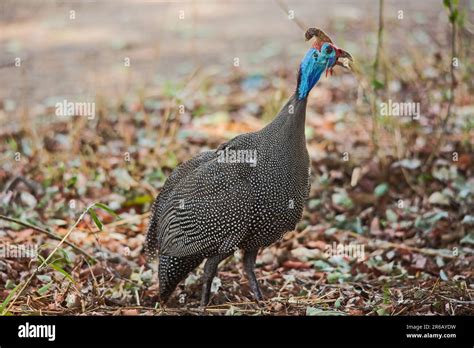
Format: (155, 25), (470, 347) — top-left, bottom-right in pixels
(0, 284), (21, 315)
(87, 202), (120, 231)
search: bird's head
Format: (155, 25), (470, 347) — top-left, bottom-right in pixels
(297, 28), (353, 100)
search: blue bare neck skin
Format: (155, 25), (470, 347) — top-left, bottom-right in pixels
(297, 48), (325, 100)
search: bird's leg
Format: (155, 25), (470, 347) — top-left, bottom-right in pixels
(201, 253), (231, 307)
(243, 249), (263, 302)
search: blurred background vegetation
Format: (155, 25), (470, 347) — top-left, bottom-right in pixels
(0, 0), (472, 315)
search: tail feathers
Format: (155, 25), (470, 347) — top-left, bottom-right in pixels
(158, 255), (203, 303)
(144, 203), (160, 261)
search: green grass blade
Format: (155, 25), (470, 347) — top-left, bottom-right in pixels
(94, 203), (120, 218)
(0, 283), (21, 315)
(88, 208), (103, 231)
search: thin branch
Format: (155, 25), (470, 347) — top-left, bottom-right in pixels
(369, 0), (385, 156)
(372, 0), (384, 83)
(38, 203), (96, 270)
(0, 214), (96, 261)
(425, 1), (457, 166)
(274, 0), (307, 32)
(3, 203), (100, 314)
(343, 230), (459, 259)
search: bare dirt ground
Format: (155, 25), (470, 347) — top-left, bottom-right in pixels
(1, 0), (442, 104)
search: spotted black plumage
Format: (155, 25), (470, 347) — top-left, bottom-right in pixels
(145, 95), (309, 305)
(145, 29), (352, 305)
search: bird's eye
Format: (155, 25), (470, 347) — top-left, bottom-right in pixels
(325, 45), (333, 54)
(313, 52), (318, 59)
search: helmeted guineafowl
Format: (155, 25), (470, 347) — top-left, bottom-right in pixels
(145, 28), (352, 306)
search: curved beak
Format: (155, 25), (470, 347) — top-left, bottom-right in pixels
(335, 48), (353, 70)
(325, 47), (353, 77)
